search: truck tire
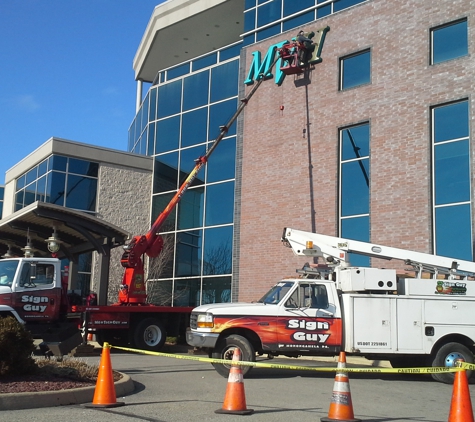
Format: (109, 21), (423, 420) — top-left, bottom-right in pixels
(211, 334), (255, 378)
(431, 342), (474, 384)
(132, 318), (166, 351)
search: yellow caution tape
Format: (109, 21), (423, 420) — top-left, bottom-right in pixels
(110, 345), (464, 374)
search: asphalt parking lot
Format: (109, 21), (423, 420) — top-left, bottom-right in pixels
(1, 349), (473, 422)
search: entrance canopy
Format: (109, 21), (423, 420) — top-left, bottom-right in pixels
(0, 201), (129, 259)
(0, 202), (129, 304)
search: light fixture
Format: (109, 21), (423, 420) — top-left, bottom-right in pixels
(45, 226), (62, 255)
(22, 238), (35, 258)
(1, 245), (16, 259)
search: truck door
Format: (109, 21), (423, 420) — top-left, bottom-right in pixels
(276, 282), (342, 353)
(13, 261), (62, 322)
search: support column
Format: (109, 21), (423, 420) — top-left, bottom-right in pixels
(68, 256), (80, 292)
(136, 80), (143, 113)
(96, 245), (111, 306)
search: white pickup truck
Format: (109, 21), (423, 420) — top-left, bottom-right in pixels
(187, 227), (475, 384)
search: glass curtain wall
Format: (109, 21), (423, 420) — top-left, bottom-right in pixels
(15, 155), (98, 214)
(243, 0), (367, 45)
(339, 123), (370, 266)
(129, 48), (240, 307)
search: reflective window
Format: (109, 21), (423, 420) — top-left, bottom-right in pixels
(340, 125), (370, 216)
(220, 44), (242, 62)
(149, 87), (157, 121)
(283, 11), (314, 32)
(434, 140), (470, 205)
(148, 122), (156, 156)
(65, 175), (97, 211)
(156, 116), (180, 154)
(211, 60), (239, 103)
(209, 98), (238, 140)
(175, 230), (202, 277)
(177, 186), (204, 230)
(341, 216), (370, 266)
(147, 280), (173, 305)
(179, 146), (206, 187)
(192, 53), (217, 72)
(340, 50), (371, 90)
(167, 62), (190, 80)
(256, 24), (281, 42)
(174, 278), (201, 307)
(257, 0), (282, 27)
(157, 80), (182, 118)
(154, 152), (178, 194)
(284, 0), (314, 16)
(202, 277), (231, 304)
(49, 155), (67, 171)
(431, 19), (468, 65)
(244, 9), (256, 32)
(68, 158), (98, 177)
(432, 100), (472, 259)
(46, 171), (66, 205)
(205, 182), (235, 226)
(183, 71), (209, 111)
(24, 184), (36, 207)
(207, 137), (236, 183)
(340, 123), (370, 266)
(26, 168), (37, 185)
(38, 160), (48, 177)
(36, 176), (46, 201)
(435, 205), (472, 260)
(434, 100), (469, 143)
(181, 108), (208, 147)
(151, 193), (176, 232)
(245, 0), (256, 9)
(203, 226), (233, 275)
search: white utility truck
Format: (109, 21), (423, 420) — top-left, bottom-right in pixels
(186, 227), (475, 383)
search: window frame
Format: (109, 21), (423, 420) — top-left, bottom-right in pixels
(430, 18), (468, 65)
(339, 49), (371, 91)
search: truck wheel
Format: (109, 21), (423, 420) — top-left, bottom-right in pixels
(211, 334), (255, 378)
(132, 318), (166, 351)
(431, 342), (474, 384)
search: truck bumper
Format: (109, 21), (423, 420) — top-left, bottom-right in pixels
(186, 328), (219, 349)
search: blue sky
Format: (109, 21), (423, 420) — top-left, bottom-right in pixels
(0, 0), (164, 181)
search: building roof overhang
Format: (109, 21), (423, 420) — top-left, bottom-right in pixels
(133, 0), (244, 82)
(0, 202), (129, 260)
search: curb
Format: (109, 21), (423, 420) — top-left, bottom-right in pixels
(0, 372), (135, 411)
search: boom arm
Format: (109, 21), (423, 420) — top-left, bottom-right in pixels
(282, 227), (475, 278)
(117, 56), (282, 304)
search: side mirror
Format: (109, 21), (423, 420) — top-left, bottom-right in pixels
(30, 263), (37, 280)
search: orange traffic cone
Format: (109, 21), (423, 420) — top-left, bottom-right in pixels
(84, 342), (125, 408)
(321, 352), (360, 422)
(215, 347), (254, 415)
(448, 368), (474, 422)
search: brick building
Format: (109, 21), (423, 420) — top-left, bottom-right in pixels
(131, 0), (474, 304)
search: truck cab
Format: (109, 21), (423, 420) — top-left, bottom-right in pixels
(0, 257), (82, 355)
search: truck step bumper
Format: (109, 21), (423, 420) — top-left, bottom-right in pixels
(186, 328), (219, 349)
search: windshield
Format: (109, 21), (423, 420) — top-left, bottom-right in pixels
(0, 260), (19, 287)
(258, 281), (295, 304)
